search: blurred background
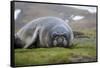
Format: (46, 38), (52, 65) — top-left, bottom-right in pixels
(14, 2), (97, 33)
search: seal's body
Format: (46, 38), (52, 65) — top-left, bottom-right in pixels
(15, 17), (74, 48)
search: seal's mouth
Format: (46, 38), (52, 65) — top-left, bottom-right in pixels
(53, 37), (67, 47)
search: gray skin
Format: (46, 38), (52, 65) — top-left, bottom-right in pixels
(15, 17), (74, 48)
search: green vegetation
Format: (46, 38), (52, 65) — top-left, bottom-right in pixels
(15, 30), (97, 66)
(15, 41), (96, 66)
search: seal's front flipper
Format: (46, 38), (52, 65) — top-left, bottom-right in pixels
(23, 27), (40, 48)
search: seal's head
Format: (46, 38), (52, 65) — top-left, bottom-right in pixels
(51, 26), (69, 47)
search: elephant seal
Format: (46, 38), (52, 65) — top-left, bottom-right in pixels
(15, 17), (74, 48)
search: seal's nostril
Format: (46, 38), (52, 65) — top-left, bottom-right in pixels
(58, 38), (63, 43)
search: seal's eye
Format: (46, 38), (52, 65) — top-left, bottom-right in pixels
(52, 32), (57, 37)
(62, 32), (67, 37)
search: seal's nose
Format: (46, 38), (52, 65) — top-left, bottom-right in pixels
(57, 38), (63, 44)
